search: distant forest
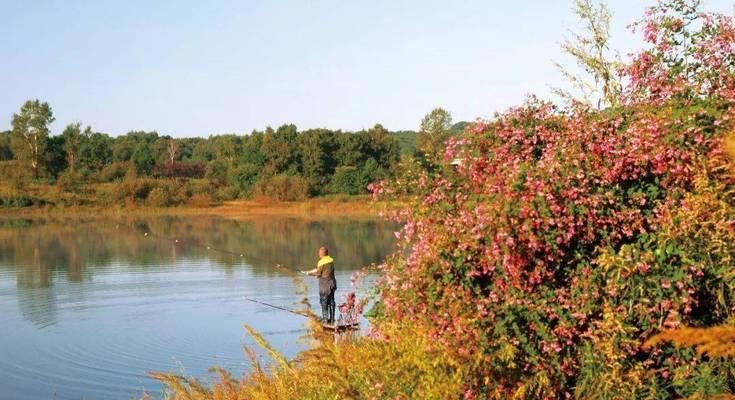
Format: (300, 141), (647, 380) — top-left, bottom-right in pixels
(0, 100), (464, 205)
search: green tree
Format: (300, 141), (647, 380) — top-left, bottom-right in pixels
(61, 122), (83, 172)
(11, 99), (55, 179)
(131, 141), (155, 175)
(45, 135), (67, 179)
(335, 131), (362, 167)
(418, 107), (452, 160)
(358, 157), (381, 190)
(0, 130), (13, 161)
(205, 159), (228, 188)
(330, 166), (360, 195)
(178, 138), (202, 162)
(79, 131), (112, 172)
(212, 134), (242, 165)
(554, 0), (622, 108)
(392, 130), (418, 156)
(362, 124), (400, 171)
(261, 124), (299, 176)
(241, 130), (265, 167)
(113, 131), (158, 163)
(191, 137), (215, 163)
(299, 129), (338, 194)
(230, 162), (260, 195)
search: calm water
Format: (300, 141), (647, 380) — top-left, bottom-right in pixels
(0, 215), (397, 400)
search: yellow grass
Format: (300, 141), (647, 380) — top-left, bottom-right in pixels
(147, 322), (466, 400)
(145, 268), (466, 400)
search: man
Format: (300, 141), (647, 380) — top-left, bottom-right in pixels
(301, 246), (336, 323)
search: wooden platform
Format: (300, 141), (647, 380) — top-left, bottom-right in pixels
(321, 321), (360, 332)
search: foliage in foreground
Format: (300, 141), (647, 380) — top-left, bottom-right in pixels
(369, 1), (735, 398)
(149, 323), (465, 400)
(148, 271), (465, 400)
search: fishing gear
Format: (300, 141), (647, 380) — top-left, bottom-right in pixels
(243, 297), (309, 318)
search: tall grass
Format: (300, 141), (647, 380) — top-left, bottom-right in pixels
(149, 323), (466, 400)
(147, 272), (466, 400)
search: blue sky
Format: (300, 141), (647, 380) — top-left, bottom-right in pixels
(1, 0), (733, 137)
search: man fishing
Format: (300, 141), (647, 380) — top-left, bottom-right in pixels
(301, 246), (336, 324)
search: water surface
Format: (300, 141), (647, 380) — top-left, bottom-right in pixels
(0, 215), (397, 400)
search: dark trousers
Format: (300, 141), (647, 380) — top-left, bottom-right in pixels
(319, 287), (336, 323)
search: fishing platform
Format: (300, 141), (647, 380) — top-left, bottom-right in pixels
(320, 320), (360, 332)
(245, 297), (362, 333)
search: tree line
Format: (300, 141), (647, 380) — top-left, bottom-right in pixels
(0, 100), (465, 204)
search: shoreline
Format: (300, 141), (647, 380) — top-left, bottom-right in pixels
(0, 197), (400, 220)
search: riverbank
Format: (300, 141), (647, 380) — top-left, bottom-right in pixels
(0, 196), (399, 220)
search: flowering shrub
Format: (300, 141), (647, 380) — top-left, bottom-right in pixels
(372, 1), (735, 397)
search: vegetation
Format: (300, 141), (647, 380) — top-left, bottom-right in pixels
(554, 0), (623, 108)
(0, 103), (467, 209)
(151, 1), (735, 399)
(368, 1), (735, 397)
(149, 323), (466, 400)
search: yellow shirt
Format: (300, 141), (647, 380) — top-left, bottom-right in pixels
(316, 255), (335, 279)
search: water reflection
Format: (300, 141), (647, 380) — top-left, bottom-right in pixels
(0, 215), (397, 286)
(0, 215), (397, 329)
(0, 215), (398, 400)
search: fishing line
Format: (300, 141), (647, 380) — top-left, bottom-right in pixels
(118, 219), (369, 276)
(243, 297), (310, 318)
(118, 219), (281, 266)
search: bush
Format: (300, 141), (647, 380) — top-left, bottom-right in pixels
(187, 193), (212, 207)
(0, 160), (29, 191)
(150, 322), (466, 400)
(0, 194), (38, 208)
(205, 159), (228, 188)
(187, 179), (210, 196)
(56, 171), (82, 193)
(110, 167), (157, 205)
(253, 174), (309, 201)
(215, 186), (240, 202)
(97, 162), (127, 183)
(229, 163), (259, 196)
(146, 186), (172, 207)
(330, 166), (360, 195)
(369, 4), (735, 397)
(152, 162), (206, 179)
(330, 160), (382, 195)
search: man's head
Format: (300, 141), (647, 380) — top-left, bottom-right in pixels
(318, 246), (328, 257)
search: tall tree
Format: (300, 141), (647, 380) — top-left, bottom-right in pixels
(241, 130), (265, 167)
(191, 137), (215, 162)
(261, 124), (299, 176)
(554, 0), (622, 108)
(299, 128), (338, 194)
(131, 141), (155, 175)
(61, 122), (83, 172)
(212, 134), (242, 165)
(11, 99), (54, 179)
(79, 130), (112, 172)
(166, 139), (178, 166)
(45, 135), (67, 179)
(0, 130), (13, 161)
(418, 107), (452, 160)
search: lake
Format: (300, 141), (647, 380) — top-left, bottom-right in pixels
(0, 214), (398, 400)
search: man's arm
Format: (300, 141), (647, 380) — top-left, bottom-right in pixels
(301, 268), (318, 275)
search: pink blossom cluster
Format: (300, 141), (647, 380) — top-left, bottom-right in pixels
(372, 1), (735, 395)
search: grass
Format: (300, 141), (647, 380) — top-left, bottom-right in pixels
(147, 323), (466, 400)
(0, 179), (401, 219)
(145, 269), (467, 400)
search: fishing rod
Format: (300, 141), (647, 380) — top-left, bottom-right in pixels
(118, 219), (277, 265)
(243, 297), (310, 318)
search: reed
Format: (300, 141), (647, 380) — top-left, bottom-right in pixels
(147, 269), (465, 400)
